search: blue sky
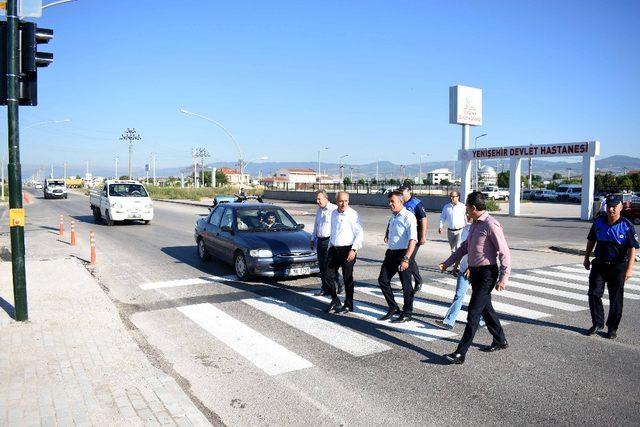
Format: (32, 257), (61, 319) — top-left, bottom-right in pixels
(3, 0), (639, 175)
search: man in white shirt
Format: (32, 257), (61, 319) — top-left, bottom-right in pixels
(438, 191), (467, 252)
(325, 191), (364, 314)
(310, 190), (343, 296)
(378, 190), (418, 323)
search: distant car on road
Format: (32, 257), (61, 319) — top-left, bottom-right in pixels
(531, 189), (558, 201)
(34, 182), (43, 189)
(556, 184), (582, 202)
(43, 179), (67, 199)
(481, 186), (509, 200)
(195, 202), (319, 280)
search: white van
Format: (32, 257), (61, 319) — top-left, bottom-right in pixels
(89, 180), (154, 226)
(556, 184), (582, 202)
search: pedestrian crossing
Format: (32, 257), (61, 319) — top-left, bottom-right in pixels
(139, 262), (640, 377)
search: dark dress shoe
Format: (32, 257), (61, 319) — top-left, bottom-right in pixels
(325, 301), (341, 313)
(413, 281), (423, 295)
(435, 319), (454, 330)
(606, 329), (617, 339)
(585, 325), (603, 336)
(314, 290), (329, 296)
(336, 304), (353, 314)
(378, 307), (400, 321)
(444, 352), (465, 365)
(391, 314), (412, 323)
(480, 341), (509, 352)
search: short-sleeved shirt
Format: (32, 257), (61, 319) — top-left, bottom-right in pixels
(387, 207), (418, 250)
(588, 216), (639, 263)
(404, 196), (427, 237)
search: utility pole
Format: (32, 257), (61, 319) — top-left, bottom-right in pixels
(152, 152), (157, 186)
(211, 167), (217, 188)
(63, 161), (67, 179)
(86, 160), (89, 176)
(528, 156), (533, 190)
(6, 0), (27, 320)
(193, 147), (210, 187)
(1, 156), (4, 201)
(192, 148), (198, 188)
(50, 162), (53, 178)
(115, 156), (118, 179)
(180, 172), (184, 188)
(376, 161), (379, 183)
(120, 128), (142, 179)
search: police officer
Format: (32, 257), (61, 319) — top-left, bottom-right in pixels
(584, 194), (639, 339)
(397, 184), (427, 293)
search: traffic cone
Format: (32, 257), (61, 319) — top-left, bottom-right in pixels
(89, 231), (96, 265)
(59, 214), (64, 236)
(70, 220), (76, 246)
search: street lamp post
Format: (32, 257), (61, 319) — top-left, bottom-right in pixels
(339, 154), (349, 184)
(317, 147), (328, 182)
(120, 128), (142, 179)
(412, 152), (429, 185)
(474, 133), (488, 190)
(180, 108), (244, 189)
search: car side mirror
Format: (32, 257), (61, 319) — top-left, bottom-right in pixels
(296, 223), (304, 230)
(221, 225), (234, 233)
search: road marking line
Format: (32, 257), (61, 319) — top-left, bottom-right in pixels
(426, 280), (551, 319)
(385, 281), (469, 323)
(559, 265), (640, 284)
(506, 280), (602, 304)
(300, 292), (458, 342)
(513, 273), (640, 300)
(177, 303), (313, 376)
(539, 268), (640, 291)
(434, 277), (584, 311)
(243, 297), (390, 356)
(139, 278), (210, 290)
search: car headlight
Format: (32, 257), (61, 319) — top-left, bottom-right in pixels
(249, 249), (273, 258)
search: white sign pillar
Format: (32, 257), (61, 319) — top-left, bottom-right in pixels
(581, 153), (596, 220)
(461, 124), (472, 202)
(509, 158), (522, 216)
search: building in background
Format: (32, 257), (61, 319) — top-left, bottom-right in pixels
(427, 168), (453, 185)
(219, 167), (250, 185)
(478, 165), (497, 186)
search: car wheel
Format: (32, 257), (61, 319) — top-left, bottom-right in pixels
(105, 210), (114, 226)
(234, 252), (250, 280)
(143, 220), (150, 225)
(197, 238), (210, 261)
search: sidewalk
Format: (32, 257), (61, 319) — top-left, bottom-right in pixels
(0, 255), (213, 424)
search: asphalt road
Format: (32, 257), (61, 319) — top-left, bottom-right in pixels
(17, 189), (640, 426)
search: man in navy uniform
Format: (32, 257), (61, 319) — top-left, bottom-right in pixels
(398, 184), (427, 293)
(584, 194), (639, 339)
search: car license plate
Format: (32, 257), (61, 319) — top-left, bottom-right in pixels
(286, 267), (310, 276)
(131, 214), (141, 218)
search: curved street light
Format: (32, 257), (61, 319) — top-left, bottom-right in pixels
(180, 108), (245, 187)
(474, 133), (488, 190)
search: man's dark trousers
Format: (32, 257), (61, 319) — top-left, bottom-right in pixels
(317, 237), (332, 294)
(326, 245), (355, 307)
(378, 249), (414, 315)
(409, 243), (422, 286)
(588, 260), (626, 330)
(456, 264), (506, 355)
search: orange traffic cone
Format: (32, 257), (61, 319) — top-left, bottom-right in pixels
(59, 214), (64, 236)
(89, 231), (96, 265)
(70, 220), (76, 246)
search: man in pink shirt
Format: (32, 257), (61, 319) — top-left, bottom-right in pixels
(438, 191), (511, 365)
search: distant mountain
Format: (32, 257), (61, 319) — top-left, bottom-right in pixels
(19, 155), (640, 181)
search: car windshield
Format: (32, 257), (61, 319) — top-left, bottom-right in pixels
(235, 207), (298, 232)
(109, 183), (148, 197)
(48, 180), (65, 186)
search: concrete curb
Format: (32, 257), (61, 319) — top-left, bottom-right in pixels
(549, 246), (586, 256)
(153, 198), (210, 208)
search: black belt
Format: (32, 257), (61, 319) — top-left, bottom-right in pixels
(469, 264), (498, 271)
(448, 228), (463, 232)
(594, 259), (626, 265)
(317, 236), (330, 241)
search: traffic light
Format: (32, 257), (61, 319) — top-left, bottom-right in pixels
(0, 21), (53, 106)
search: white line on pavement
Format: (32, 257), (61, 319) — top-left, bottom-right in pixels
(538, 268), (640, 291)
(243, 297), (391, 357)
(513, 273), (640, 300)
(385, 281), (469, 323)
(300, 292), (458, 342)
(139, 278), (210, 290)
(433, 277), (585, 312)
(558, 265), (640, 284)
(177, 303), (313, 376)
(426, 280), (551, 319)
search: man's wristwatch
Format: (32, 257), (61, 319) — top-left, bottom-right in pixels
(402, 255), (409, 262)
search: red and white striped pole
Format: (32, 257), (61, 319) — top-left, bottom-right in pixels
(89, 231), (96, 265)
(70, 220), (76, 246)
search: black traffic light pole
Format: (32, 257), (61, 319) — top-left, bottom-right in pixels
(6, 0), (28, 321)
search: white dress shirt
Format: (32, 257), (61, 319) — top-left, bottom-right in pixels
(458, 223), (471, 271)
(312, 202), (337, 242)
(439, 202), (466, 230)
(329, 207), (364, 251)
(387, 207), (417, 250)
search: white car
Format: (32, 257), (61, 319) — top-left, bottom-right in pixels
(34, 182), (43, 189)
(89, 180), (153, 226)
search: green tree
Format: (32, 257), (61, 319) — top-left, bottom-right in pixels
(370, 177), (378, 185)
(617, 175), (633, 191)
(357, 178), (365, 186)
(497, 171), (510, 188)
(631, 173), (640, 191)
(215, 170), (228, 185)
(552, 172), (563, 180)
(388, 178), (398, 185)
(119, 175), (130, 180)
(343, 177), (352, 186)
(440, 178), (451, 186)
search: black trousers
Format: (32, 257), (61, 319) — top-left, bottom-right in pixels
(588, 260), (626, 331)
(409, 243), (422, 286)
(326, 245), (355, 307)
(456, 264), (506, 355)
(378, 249), (414, 315)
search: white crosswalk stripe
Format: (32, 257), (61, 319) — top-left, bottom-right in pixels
(560, 265), (640, 285)
(505, 279), (603, 304)
(139, 277), (210, 290)
(301, 292), (458, 342)
(536, 268), (640, 291)
(178, 303), (314, 376)
(243, 297), (391, 356)
(510, 273), (640, 300)
(426, 280), (551, 319)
